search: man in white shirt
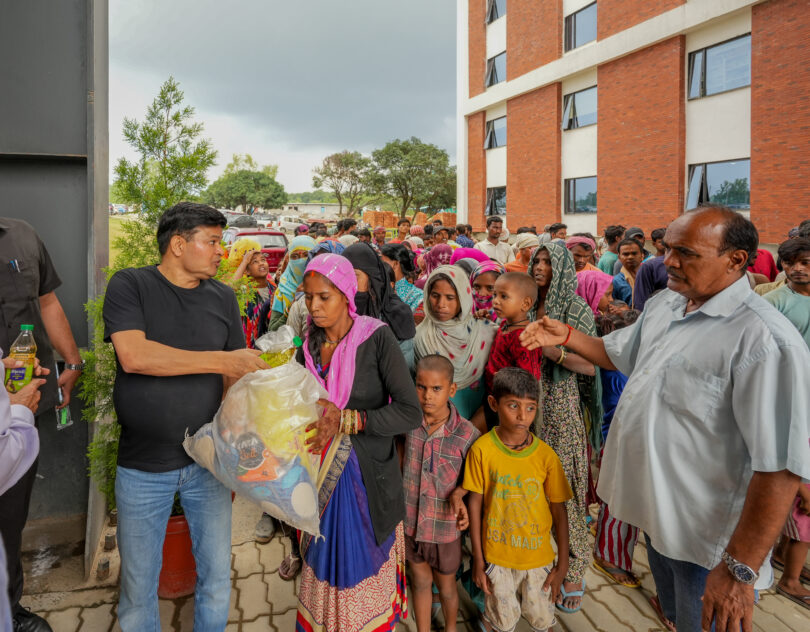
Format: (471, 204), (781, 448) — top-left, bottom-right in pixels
(520, 207), (810, 631)
(474, 216), (514, 265)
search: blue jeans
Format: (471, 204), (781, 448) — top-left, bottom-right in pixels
(116, 463), (232, 632)
(645, 535), (756, 632)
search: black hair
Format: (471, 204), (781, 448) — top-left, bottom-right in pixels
(385, 262), (396, 285)
(156, 202), (226, 256)
(604, 225), (626, 245)
(617, 238), (644, 255)
(492, 367), (540, 403)
(456, 224), (467, 235)
(416, 354), (455, 383)
(466, 224), (473, 234)
(380, 243), (416, 276)
(596, 309), (640, 336)
(798, 219), (810, 239)
(778, 237), (810, 266)
(447, 227), (457, 237)
(549, 222), (567, 234)
(497, 271), (538, 304)
(516, 227), (530, 234)
(343, 218), (357, 230)
(651, 228), (666, 241)
(335, 219), (345, 232)
(357, 228), (371, 238)
(693, 205), (759, 266)
(397, 217), (411, 227)
(316, 226), (328, 237)
(486, 216), (503, 228)
(432, 219), (443, 225)
(424, 224), (434, 236)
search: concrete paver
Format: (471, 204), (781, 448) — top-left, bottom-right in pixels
(19, 499), (810, 630)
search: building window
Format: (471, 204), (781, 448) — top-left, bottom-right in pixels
(688, 35), (751, 99)
(486, 0), (506, 24)
(486, 187), (506, 216)
(485, 52), (506, 87)
(485, 117), (507, 149)
(564, 2), (597, 52)
(564, 177), (597, 213)
(562, 86), (597, 130)
(686, 159), (750, 210)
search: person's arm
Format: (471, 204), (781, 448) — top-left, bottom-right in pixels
(544, 502), (569, 603)
(229, 248), (257, 284)
(0, 382), (42, 495)
(109, 330), (266, 378)
(448, 486), (470, 530)
(467, 492), (492, 595)
(541, 346), (596, 376)
(701, 470), (801, 632)
(267, 310), (287, 332)
(39, 291), (82, 407)
(521, 317), (617, 370)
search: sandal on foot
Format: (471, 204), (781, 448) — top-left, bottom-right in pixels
(771, 557), (810, 584)
(592, 559), (641, 589)
(279, 554), (302, 581)
(555, 579), (586, 614)
(775, 586), (810, 611)
(648, 595), (676, 632)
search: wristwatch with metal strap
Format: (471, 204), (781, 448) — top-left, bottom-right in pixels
(64, 361), (85, 372)
(721, 550), (758, 585)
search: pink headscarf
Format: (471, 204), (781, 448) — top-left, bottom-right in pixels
(302, 253), (384, 408)
(575, 269), (614, 315)
(565, 236), (597, 252)
(409, 225), (425, 236)
(415, 244), (453, 289)
(450, 248), (489, 265)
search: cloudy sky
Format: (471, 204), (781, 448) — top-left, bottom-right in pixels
(109, 0), (457, 192)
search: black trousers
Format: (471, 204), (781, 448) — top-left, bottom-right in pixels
(0, 457), (38, 610)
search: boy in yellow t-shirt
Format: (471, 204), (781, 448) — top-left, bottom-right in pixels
(463, 367), (573, 632)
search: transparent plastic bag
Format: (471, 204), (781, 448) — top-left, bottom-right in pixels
(183, 361), (326, 536)
(254, 325), (302, 367)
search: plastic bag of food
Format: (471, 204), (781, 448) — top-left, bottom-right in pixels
(183, 360), (326, 536)
(254, 325), (302, 367)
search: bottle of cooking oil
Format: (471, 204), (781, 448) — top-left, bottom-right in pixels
(5, 324), (36, 394)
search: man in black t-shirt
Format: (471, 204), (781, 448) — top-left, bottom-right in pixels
(103, 203), (267, 631)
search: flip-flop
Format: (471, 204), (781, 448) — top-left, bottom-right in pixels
(775, 586), (810, 611)
(592, 559), (641, 589)
(278, 554), (302, 581)
(771, 557), (810, 584)
(555, 578), (586, 614)
(648, 595), (676, 632)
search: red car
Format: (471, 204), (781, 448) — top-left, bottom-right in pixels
(224, 228), (289, 272)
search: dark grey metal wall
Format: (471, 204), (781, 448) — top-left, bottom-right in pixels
(0, 0), (108, 551)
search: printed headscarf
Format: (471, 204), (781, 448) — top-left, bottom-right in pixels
(415, 244), (453, 289)
(528, 242), (603, 449)
(565, 236), (597, 252)
(271, 235), (316, 316)
(470, 260), (505, 321)
(341, 242), (416, 341)
(575, 269), (614, 315)
(414, 265), (497, 389)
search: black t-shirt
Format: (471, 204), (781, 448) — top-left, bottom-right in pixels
(103, 266), (245, 472)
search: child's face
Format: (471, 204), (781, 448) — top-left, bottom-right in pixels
(472, 271), (498, 298)
(415, 369), (457, 416)
(428, 278), (461, 322)
(488, 394), (537, 435)
(492, 278), (532, 322)
(597, 283), (614, 314)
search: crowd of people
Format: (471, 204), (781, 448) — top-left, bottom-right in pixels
(2, 204), (810, 632)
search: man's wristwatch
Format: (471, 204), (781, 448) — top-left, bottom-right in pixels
(64, 361), (85, 372)
(721, 550), (758, 584)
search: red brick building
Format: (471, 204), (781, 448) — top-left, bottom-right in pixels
(457, 0), (810, 243)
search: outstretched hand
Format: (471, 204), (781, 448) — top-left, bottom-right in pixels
(519, 316), (569, 350)
(305, 399), (341, 454)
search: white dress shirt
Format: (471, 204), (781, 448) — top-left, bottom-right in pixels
(599, 275), (810, 589)
(474, 239), (515, 265)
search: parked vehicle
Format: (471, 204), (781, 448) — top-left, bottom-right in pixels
(224, 228), (288, 272)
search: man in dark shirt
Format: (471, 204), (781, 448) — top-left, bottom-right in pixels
(0, 217), (83, 632)
(103, 203), (267, 631)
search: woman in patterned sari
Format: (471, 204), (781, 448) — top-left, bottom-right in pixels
(296, 253), (421, 632)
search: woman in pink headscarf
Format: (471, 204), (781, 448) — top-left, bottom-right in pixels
(449, 247), (489, 266)
(295, 253), (421, 632)
(414, 243), (453, 289)
(575, 269), (614, 316)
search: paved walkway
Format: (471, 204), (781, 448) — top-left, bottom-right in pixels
(20, 497), (810, 631)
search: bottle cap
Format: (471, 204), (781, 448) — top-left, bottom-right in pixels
(293, 336), (303, 348)
(21, 324), (33, 331)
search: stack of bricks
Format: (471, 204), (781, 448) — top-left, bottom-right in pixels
(429, 212), (458, 226)
(412, 212), (428, 227)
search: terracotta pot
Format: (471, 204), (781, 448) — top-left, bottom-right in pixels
(158, 515), (197, 599)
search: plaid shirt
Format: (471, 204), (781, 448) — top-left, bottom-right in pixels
(403, 404), (480, 543)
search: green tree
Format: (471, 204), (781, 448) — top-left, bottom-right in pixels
(203, 169), (288, 212)
(223, 153), (279, 180)
(370, 137), (455, 218)
(312, 151), (376, 217)
(82, 77), (218, 509)
(287, 190), (340, 204)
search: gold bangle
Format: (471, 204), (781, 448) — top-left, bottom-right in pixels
(555, 347), (567, 365)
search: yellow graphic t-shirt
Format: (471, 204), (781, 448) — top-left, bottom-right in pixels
(463, 430), (573, 570)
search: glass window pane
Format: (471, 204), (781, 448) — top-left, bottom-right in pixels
(705, 36), (751, 96)
(488, 187), (506, 216)
(686, 165), (704, 210)
(562, 94), (573, 129)
(492, 117), (506, 146)
(706, 159), (750, 209)
(574, 3), (597, 49)
(574, 86), (597, 127)
(573, 176), (597, 213)
(493, 53), (506, 84)
(688, 50), (704, 99)
(564, 14), (575, 52)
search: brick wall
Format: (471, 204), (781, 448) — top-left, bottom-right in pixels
(506, 84), (562, 229)
(751, 0), (810, 243)
(507, 0), (562, 80)
(598, 36), (685, 234)
(598, 0), (685, 39)
(469, 0), (486, 97)
(467, 112), (488, 231)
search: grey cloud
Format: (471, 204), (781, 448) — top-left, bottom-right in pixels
(110, 0), (456, 157)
